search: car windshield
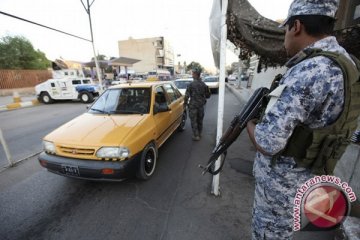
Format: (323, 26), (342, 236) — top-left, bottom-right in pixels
(174, 81), (191, 89)
(204, 77), (219, 82)
(89, 88), (151, 115)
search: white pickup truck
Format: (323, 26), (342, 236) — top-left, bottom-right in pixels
(35, 70), (101, 104)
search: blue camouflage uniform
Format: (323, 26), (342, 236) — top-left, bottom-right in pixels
(251, 0), (347, 238)
(251, 35), (354, 239)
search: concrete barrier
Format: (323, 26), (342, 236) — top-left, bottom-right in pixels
(0, 99), (39, 111)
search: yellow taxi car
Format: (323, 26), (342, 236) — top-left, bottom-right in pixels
(38, 81), (186, 180)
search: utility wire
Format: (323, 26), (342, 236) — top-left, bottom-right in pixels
(0, 10), (91, 42)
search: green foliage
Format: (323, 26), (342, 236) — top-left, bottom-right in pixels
(226, 66), (233, 76)
(0, 35), (50, 70)
(186, 61), (204, 73)
(105, 65), (113, 73)
(91, 54), (107, 61)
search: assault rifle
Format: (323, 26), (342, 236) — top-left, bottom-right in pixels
(200, 87), (270, 175)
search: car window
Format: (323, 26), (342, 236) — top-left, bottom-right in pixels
(89, 88), (151, 114)
(163, 83), (179, 103)
(82, 79), (91, 84)
(155, 86), (168, 108)
(72, 80), (81, 85)
(204, 77), (219, 82)
(174, 81), (191, 89)
(172, 84), (182, 98)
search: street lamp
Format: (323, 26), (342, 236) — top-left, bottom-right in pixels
(81, 0), (103, 91)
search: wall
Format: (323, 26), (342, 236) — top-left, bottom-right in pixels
(0, 69), (52, 96)
(250, 66), (286, 90)
(118, 36), (174, 74)
(118, 37), (159, 73)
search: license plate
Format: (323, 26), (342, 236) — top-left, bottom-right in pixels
(61, 164), (80, 176)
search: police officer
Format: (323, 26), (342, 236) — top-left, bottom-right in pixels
(184, 67), (211, 141)
(246, 0), (358, 239)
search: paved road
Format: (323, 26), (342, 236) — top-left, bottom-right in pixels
(0, 87), (339, 240)
(0, 89), (256, 240)
(0, 102), (87, 168)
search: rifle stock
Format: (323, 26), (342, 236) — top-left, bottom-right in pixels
(200, 87), (270, 175)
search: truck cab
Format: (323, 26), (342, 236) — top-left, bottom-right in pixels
(35, 70), (101, 104)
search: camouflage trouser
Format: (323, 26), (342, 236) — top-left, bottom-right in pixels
(188, 106), (205, 137)
(252, 152), (313, 239)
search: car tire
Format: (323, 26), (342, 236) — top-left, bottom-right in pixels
(136, 142), (157, 180)
(178, 110), (187, 132)
(40, 92), (53, 104)
(80, 92), (93, 103)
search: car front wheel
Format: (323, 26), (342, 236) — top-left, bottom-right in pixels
(136, 142), (157, 180)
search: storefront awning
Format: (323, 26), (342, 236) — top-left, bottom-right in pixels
(109, 57), (141, 67)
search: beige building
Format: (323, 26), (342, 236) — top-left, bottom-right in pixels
(118, 37), (174, 75)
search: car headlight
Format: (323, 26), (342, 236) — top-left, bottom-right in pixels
(96, 147), (130, 159)
(43, 141), (56, 154)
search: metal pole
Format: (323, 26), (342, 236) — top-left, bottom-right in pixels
(83, 0), (103, 91)
(212, 0), (228, 196)
(0, 128), (13, 167)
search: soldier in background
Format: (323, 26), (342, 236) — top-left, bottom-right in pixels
(246, 0), (358, 239)
(184, 67), (211, 141)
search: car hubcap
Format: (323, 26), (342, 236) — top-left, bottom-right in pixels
(82, 94), (88, 102)
(144, 148), (155, 175)
(44, 96), (49, 102)
(181, 114), (186, 128)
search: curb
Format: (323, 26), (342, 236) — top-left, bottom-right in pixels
(226, 83), (253, 103)
(0, 99), (40, 112)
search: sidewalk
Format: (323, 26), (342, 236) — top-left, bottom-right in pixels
(225, 81), (254, 103)
(0, 93), (39, 111)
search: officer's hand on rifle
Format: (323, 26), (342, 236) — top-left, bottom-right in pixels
(247, 119), (272, 156)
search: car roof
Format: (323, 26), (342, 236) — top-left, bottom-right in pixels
(108, 81), (172, 89)
(174, 78), (193, 81)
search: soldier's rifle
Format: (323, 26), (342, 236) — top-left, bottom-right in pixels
(200, 87), (270, 175)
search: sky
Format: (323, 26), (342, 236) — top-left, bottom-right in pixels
(0, 0), (292, 71)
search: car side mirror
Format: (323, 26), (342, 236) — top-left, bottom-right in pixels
(154, 103), (170, 114)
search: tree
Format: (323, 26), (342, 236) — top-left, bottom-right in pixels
(91, 54), (107, 61)
(226, 65), (233, 76)
(186, 61), (204, 73)
(0, 35), (50, 70)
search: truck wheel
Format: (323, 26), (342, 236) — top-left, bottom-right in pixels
(80, 92), (93, 103)
(40, 92), (53, 104)
(136, 142), (157, 180)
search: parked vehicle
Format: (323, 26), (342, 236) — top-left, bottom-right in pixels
(173, 78), (193, 95)
(203, 76), (219, 93)
(38, 81), (187, 181)
(35, 69), (100, 104)
(147, 69), (171, 81)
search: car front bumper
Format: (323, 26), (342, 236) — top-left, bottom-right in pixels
(38, 151), (141, 181)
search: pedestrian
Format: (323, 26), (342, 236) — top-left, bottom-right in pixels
(246, 0), (360, 239)
(184, 67), (211, 141)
